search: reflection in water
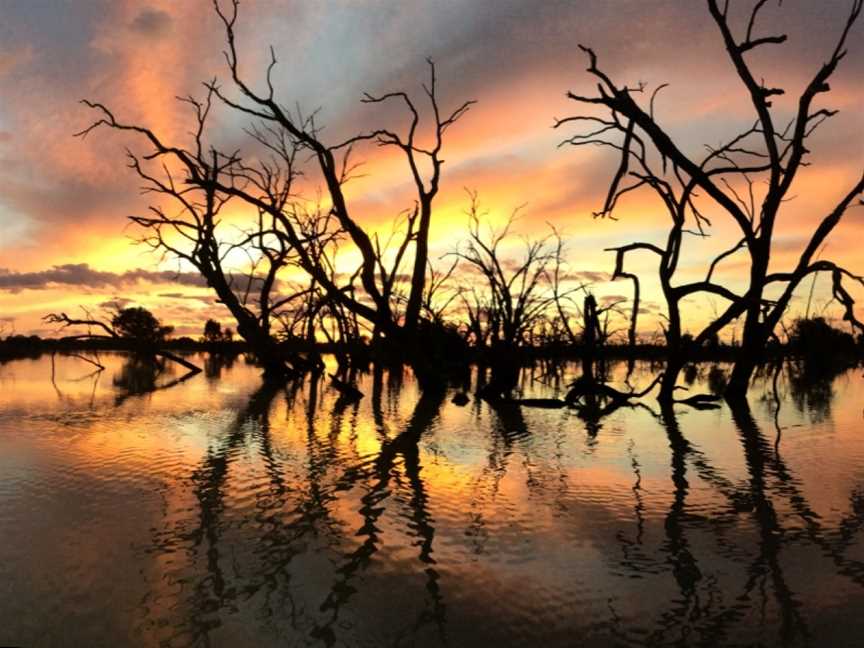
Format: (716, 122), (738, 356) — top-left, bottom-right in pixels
(730, 403), (810, 646)
(112, 354), (201, 405)
(203, 352), (239, 381)
(1, 354), (864, 647)
(785, 359), (841, 423)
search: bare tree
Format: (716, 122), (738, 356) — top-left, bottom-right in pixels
(459, 286), (498, 352)
(453, 192), (557, 399)
(206, 0), (473, 348)
(77, 85), (327, 378)
(548, 230), (588, 349)
(44, 306), (200, 376)
(420, 258), (460, 327)
(78, 0), (473, 389)
(558, 0), (864, 402)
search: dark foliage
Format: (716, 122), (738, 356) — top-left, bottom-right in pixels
(112, 307), (173, 346)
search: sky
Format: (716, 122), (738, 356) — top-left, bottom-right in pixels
(0, 0), (862, 339)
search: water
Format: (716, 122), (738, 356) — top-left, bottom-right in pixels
(1, 353), (864, 647)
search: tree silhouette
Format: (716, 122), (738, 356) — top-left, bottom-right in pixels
(558, 0), (864, 403)
(111, 306), (173, 345)
(453, 192), (559, 400)
(77, 0), (474, 388)
(44, 306), (200, 374)
(202, 319), (223, 344)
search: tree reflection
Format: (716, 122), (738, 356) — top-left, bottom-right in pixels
(785, 360), (841, 423)
(141, 368), (450, 647)
(203, 352), (238, 381)
(644, 405), (720, 647)
(613, 403), (811, 646)
(135, 360), (864, 647)
(112, 354), (199, 405)
(729, 402), (810, 645)
(311, 380), (447, 645)
(628, 399), (864, 647)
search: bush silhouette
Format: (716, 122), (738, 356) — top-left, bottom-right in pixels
(111, 307), (173, 345)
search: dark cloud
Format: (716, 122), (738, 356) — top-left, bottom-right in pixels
(0, 264), (207, 293)
(129, 8), (173, 37)
(0, 172), (137, 228)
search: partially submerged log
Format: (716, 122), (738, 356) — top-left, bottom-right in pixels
(158, 349), (202, 375)
(675, 392), (723, 410)
(44, 311), (203, 375)
(565, 373), (662, 407)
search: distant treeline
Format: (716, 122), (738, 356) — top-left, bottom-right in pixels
(4, 315), (860, 366)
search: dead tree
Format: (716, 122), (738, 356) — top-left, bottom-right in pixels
(44, 307), (201, 377)
(452, 192), (557, 400)
(579, 294), (602, 386)
(609, 249), (640, 353)
(459, 286), (500, 352)
(77, 0), (473, 390)
(558, 0), (864, 403)
(77, 86), (326, 378)
(206, 0), (474, 361)
(707, 0), (864, 399)
(548, 229), (588, 349)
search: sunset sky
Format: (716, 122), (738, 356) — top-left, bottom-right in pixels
(0, 0), (862, 338)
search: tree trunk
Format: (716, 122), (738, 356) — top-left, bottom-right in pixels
(203, 264), (300, 378)
(403, 199), (433, 333)
(581, 294), (598, 384)
(727, 306), (766, 402)
(477, 341), (520, 402)
(726, 244), (769, 401)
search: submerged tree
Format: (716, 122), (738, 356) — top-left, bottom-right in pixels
(453, 192), (559, 400)
(78, 0), (474, 388)
(558, 0), (864, 403)
(44, 306), (200, 375)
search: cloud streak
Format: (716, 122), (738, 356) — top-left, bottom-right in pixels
(0, 264), (208, 293)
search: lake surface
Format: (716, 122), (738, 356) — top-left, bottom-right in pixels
(1, 353), (864, 647)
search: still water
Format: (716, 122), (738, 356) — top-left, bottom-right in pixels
(1, 353), (863, 647)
